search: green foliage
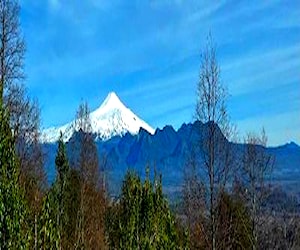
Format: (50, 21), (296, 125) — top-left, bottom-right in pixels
(55, 132), (70, 186)
(38, 185), (60, 249)
(63, 168), (81, 248)
(55, 134), (71, 246)
(106, 169), (184, 249)
(216, 192), (253, 249)
(38, 134), (74, 249)
(0, 107), (30, 249)
(38, 173), (80, 249)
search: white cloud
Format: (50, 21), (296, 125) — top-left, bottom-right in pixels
(222, 45), (300, 95)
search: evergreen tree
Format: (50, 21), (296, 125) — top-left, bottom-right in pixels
(63, 168), (81, 248)
(0, 106), (30, 248)
(107, 169), (183, 249)
(38, 133), (70, 249)
(216, 192), (252, 249)
(38, 185), (60, 250)
(55, 133), (70, 249)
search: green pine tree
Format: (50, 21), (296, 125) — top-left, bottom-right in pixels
(63, 168), (81, 248)
(0, 107), (30, 249)
(38, 133), (71, 249)
(38, 185), (60, 249)
(107, 169), (183, 249)
(55, 132), (70, 246)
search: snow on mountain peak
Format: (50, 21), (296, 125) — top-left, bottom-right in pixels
(99, 91), (123, 110)
(41, 92), (155, 143)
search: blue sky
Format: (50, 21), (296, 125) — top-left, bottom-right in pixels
(19, 1), (300, 146)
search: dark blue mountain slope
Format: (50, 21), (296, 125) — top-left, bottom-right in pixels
(42, 122), (300, 197)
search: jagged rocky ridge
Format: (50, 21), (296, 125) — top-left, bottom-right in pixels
(43, 121), (300, 197)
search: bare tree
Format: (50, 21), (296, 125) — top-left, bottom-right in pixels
(0, 1), (45, 248)
(241, 128), (274, 250)
(71, 101), (106, 249)
(0, 0), (25, 106)
(5, 84), (45, 250)
(259, 187), (300, 249)
(74, 101), (92, 134)
(183, 149), (208, 249)
(195, 34), (234, 250)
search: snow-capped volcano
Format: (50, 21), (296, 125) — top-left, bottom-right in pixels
(41, 92), (155, 143)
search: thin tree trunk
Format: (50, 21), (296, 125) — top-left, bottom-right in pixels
(34, 213), (37, 249)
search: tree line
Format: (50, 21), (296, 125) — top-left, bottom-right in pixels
(0, 0), (299, 249)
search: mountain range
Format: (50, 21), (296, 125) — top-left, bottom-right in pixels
(42, 92), (300, 197)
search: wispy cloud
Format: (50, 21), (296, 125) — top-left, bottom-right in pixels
(20, 1), (300, 145)
(222, 44), (300, 95)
